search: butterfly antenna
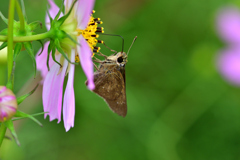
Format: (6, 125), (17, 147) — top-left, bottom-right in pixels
(101, 33), (124, 53)
(127, 36), (137, 56)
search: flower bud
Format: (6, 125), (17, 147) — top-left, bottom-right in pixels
(0, 86), (18, 122)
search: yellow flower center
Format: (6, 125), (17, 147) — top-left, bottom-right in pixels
(75, 54), (80, 63)
(76, 11), (104, 56)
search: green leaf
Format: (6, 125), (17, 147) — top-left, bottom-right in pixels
(37, 40), (44, 56)
(46, 9), (53, 27)
(0, 28), (8, 35)
(14, 110), (43, 127)
(29, 21), (42, 30)
(13, 43), (22, 61)
(55, 39), (78, 65)
(62, 30), (79, 45)
(6, 81), (13, 90)
(23, 42), (36, 78)
(0, 12), (8, 24)
(47, 40), (54, 71)
(0, 42), (7, 51)
(17, 84), (39, 105)
(4, 120), (20, 146)
(13, 112), (46, 121)
(53, 0), (64, 22)
(62, 0), (66, 14)
(51, 44), (62, 67)
(56, 0), (77, 27)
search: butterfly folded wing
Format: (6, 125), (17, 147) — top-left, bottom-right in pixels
(91, 68), (127, 117)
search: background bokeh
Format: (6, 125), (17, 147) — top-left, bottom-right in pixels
(1, 0), (240, 159)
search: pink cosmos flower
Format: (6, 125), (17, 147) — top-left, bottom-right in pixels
(216, 6), (240, 86)
(36, 0), (96, 131)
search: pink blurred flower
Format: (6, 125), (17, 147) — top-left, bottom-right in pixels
(217, 7), (240, 44)
(216, 6), (240, 86)
(36, 0), (96, 131)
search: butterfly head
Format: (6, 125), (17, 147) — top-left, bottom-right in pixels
(107, 52), (127, 67)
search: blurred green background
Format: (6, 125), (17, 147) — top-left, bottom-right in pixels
(1, 0), (240, 159)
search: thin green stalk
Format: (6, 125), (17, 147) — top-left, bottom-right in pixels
(7, 0), (15, 81)
(20, 0), (26, 20)
(15, 0), (25, 33)
(0, 31), (52, 42)
(0, 0), (16, 147)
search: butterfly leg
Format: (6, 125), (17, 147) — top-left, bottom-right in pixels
(103, 42), (117, 53)
(96, 51), (108, 59)
(93, 56), (103, 62)
(93, 63), (99, 71)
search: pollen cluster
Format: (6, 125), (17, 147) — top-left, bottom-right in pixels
(76, 11), (104, 56)
(75, 54), (80, 63)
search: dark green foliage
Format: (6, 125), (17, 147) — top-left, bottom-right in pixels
(1, 0), (240, 160)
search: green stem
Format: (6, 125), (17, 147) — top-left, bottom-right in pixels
(0, 31), (52, 42)
(7, 0), (15, 85)
(20, 0), (26, 20)
(0, 0), (16, 147)
(0, 124), (7, 146)
(15, 0), (25, 33)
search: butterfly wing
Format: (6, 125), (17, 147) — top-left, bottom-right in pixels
(92, 67), (127, 117)
(119, 66), (126, 84)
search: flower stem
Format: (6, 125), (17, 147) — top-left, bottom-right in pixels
(7, 0), (15, 82)
(20, 0), (26, 20)
(0, 0), (16, 147)
(15, 0), (25, 33)
(0, 123), (7, 146)
(0, 31), (52, 42)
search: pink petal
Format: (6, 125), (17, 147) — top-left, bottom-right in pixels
(36, 42), (54, 81)
(0, 86), (6, 94)
(43, 55), (68, 122)
(78, 36), (95, 90)
(45, 0), (63, 30)
(0, 96), (15, 103)
(76, 0), (95, 29)
(1, 105), (16, 112)
(0, 110), (7, 121)
(217, 47), (240, 86)
(217, 6), (240, 44)
(63, 50), (75, 132)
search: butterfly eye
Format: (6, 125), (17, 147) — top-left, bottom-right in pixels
(117, 57), (123, 63)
